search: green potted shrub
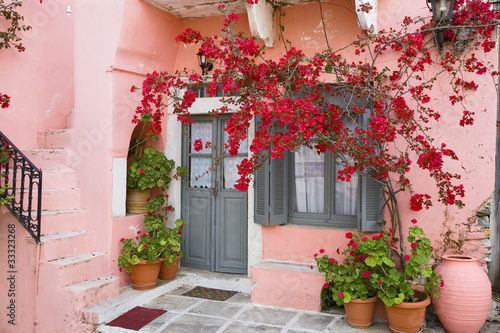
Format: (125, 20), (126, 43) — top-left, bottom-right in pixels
(126, 148), (176, 214)
(367, 223), (442, 333)
(315, 232), (385, 329)
(144, 192), (185, 280)
(117, 227), (168, 290)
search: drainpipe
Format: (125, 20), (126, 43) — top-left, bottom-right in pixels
(490, 0), (500, 288)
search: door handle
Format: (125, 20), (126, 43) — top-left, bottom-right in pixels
(212, 181), (219, 197)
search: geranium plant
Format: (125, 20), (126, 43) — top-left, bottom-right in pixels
(127, 148), (176, 191)
(366, 223), (442, 307)
(145, 192), (185, 265)
(314, 234), (383, 305)
(316, 222), (442, 307)
(117, 228), (168, 273)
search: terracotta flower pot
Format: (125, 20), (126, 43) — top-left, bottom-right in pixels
(159, 256), (180, 280)
(385, 291), (430, 333)
(128, 259), (162, 290)
(433, 255), (491, 333)
(126, 188), (150, 214)
(344, 296), (378, 329)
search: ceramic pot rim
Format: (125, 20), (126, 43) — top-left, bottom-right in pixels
(348, 295), (378, 304)
(442, 254), (476, 262)
(386, 291), (430, 309)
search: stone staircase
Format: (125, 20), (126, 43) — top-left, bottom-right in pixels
(22, 129), (119, 332)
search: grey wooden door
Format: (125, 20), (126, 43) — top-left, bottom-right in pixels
(181, 116), (248, 274)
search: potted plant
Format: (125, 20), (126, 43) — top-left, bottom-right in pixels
(144, 192), (185, 280)
(126, 147), (176, 214)
(315, 232), (384, 329)
(117, 228), (167, 290)
(0, 141), (13, 205)
(368, 222), (442, 333)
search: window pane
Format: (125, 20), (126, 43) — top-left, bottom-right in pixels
(190, 122), (212, 154)
(190, 157), (212, 188)
(294, 147), (324, 213)
(335, 162), (358, 215)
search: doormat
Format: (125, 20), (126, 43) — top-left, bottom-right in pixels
(182, 286), (237, 301)
(106, 306), (167, 331)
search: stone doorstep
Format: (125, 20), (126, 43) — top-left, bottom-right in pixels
(83, 267), (252, 325)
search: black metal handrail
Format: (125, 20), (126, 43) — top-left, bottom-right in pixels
(0, 131), (42, 243)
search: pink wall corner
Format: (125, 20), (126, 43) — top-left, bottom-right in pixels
(0, 0), (74, 148)
(251, 265), (324, 311)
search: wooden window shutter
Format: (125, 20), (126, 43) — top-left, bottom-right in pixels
(254, 154), (288, 225)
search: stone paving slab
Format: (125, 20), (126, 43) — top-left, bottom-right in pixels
(96, 286), (500, 333)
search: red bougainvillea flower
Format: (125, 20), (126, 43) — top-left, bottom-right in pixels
(404, 255), (410, 261)
(143, 233), (147, 237)
(120, 238), (125, 242)
(346, 232), (353, 239)
(441, 280), (445, 287)
(338, 292), (344, 298)
(319, 249), (325, 253)
(323, 283), (329, 289)
(193, 139), (203, 152)
(352, 243), (358, 249)
(411, 219), (418, 224)
(372, 235), (379, 240)
(146, 198), (151, 202)
(137, 231), (141, 234)
(411, 242), (418, 248)
(144, 244), (148, 248)
(314, 253), (318, 257)
(379, 280), (383, 285)
(178, 231), (182, 235)
(148, 212), (152, 216)
(413, 252), (417, 256)
(329, 258), (335, 263)
(361, 237), (368, 241)
(167, 206), (172, 211)
(139, 169), (145, 173)
(363, 271), (370, 278)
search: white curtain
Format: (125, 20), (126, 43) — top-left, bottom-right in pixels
(335, 162), (358, 216)
(190, 122), (212, 188)
(294, 147), (324, 213)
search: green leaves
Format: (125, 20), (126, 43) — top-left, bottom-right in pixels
(127, 148), (176, 191)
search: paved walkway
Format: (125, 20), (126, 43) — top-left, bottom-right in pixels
(93, 269), (500, 333)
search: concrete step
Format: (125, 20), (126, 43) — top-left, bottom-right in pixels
(84, 267), (252, 324)
(38, 209), (88, 235)
(35, 275), (120, 333)
(41, 252), (108, 287)
(37, 230), (95, 261)
(251, 260), (324, 311)
(22, 149), (72, 170)
(37, 129), (72, 149)
(41, 169), (78, 189)
(19, 188), (81, 212)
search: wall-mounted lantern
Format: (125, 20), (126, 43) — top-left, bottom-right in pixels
(197, 51), (213, 76)
(427, 0), (456, 49)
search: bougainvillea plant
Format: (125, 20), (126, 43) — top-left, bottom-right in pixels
(131, 0), (500, 257)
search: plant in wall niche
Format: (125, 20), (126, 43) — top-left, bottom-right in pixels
(127, 148), (177, 191)
(130, 0), (500, 262)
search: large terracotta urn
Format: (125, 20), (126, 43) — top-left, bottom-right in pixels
(433, 255), (491, 333)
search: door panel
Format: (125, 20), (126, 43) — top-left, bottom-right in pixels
(217, 192), (247, 272)
(183, 190), (212, 269)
